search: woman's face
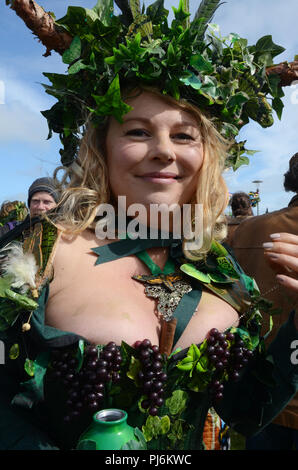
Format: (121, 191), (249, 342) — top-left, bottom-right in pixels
(106, 91), (204, 214)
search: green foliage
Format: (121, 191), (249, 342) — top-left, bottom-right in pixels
(37, 0), (286, 167)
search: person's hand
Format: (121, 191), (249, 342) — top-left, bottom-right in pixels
(263, 232), (298, 289)
(263, 232), (298, 329)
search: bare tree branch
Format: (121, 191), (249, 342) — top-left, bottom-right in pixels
(266, 61), (298, 87)
(8, 0), (72, 57)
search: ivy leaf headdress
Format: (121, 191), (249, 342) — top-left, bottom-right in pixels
(7, 0), (298, 169)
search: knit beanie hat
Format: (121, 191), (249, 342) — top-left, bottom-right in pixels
(27, 177), (59, 207)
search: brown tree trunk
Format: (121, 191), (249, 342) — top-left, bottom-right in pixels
(8, 0), (298, 87)
(9, 0), (72, 56)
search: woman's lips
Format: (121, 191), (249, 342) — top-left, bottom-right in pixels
(139, 172), (180, 184)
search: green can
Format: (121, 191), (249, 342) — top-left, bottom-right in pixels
(76, 408), (141, 450)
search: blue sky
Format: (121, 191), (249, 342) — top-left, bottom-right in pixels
(0, 0), (298, 214)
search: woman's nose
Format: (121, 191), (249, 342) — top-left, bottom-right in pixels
(148, 134), (176, 162)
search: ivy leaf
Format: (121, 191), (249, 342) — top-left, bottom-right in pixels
(272, 97), (284, 120)
(190, 54), (213, 74)
(126, 355), (141, 382)
(255, 35), (285, 58)
(92, 75), (132, 122)
(62, 36), (81, 65)
(165, 389), (188, 416)
(226, 92), (249, 109)
(142, 415), (162, 441)
(180, 73), (202, 90)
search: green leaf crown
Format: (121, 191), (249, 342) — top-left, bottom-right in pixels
(41, 0), (286, 170)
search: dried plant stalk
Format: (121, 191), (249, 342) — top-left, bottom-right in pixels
(9, 0), (72, 56)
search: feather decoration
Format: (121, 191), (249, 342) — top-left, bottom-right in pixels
(192, 0), (224, 35)
(1, 242), (38, 293)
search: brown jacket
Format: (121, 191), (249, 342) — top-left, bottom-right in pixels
(230, 195), (298, 430)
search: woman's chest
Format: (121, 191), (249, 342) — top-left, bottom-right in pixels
(45, 252), (163, 346)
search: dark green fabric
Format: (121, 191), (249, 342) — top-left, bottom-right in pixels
(173, 288), (202, 346)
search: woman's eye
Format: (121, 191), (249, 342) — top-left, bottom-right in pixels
(125, 129), (149, 137)
(173, 133), (194, 141)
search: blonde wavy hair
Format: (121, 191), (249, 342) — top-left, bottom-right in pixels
(51, 87), (230, 258)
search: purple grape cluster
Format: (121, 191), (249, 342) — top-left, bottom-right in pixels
(206, 328), (254, 401)
(134, 339), (167, 416)
(50, 341), (122, 422)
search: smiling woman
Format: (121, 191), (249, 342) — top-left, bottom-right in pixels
(0, 0), (298, 452)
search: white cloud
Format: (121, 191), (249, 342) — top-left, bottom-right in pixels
(0, 101), (49, 143)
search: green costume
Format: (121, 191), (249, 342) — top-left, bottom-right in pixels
(0, 220), (297, 450)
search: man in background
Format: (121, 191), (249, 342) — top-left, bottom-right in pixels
(231, 153), (298, 449)
(0, 177), (59, 240)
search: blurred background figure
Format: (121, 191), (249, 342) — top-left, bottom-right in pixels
(231, 153), (298, 450)
(225, 192), (253, 246)
(27, 177), (59, 217)
(0, 177), (59, 239)
(0, 201), (28, 236)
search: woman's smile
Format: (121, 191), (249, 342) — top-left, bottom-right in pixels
(138, 171), (180, 184)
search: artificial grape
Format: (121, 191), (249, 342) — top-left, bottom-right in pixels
(134, 340), (142, 349)
(209, 328), (219, 338)
(102, 350), (113, 361)
(88, 401), (99, 411)
(112, 372), (121, 383)
(221, 341), (228, 349)
(231, 371), (240, 381)
(153, 381), (163, 391)
(141, 399), (150, 409)
(149, 407), (158, 416)
(244, 349), (254, 359)
(210, 354), (218, 363)
(215, 361), (224, 370)
(226, 332), (234, 341)
(143, 381), (153, 392)
(207, 345), (215, 354)
(154, 353), (163, 361)
(155, 397), (164, 407)
(140, 349), (150, 360)
(152, 361), (162, 371)
(217, 333), (226, 343)
(207, 335), (216, 345)
(86, 346), (98, 357)
(158, 372), (167, 383)
(145, 371), (155, 380)
(149, 392), (158, 401)
(141, 339), (152, 349)
(214, 392), (223, 401)
(94, 383), (104, 392)
(151, 345), (159, 353)
(215, 346), (224, 356)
